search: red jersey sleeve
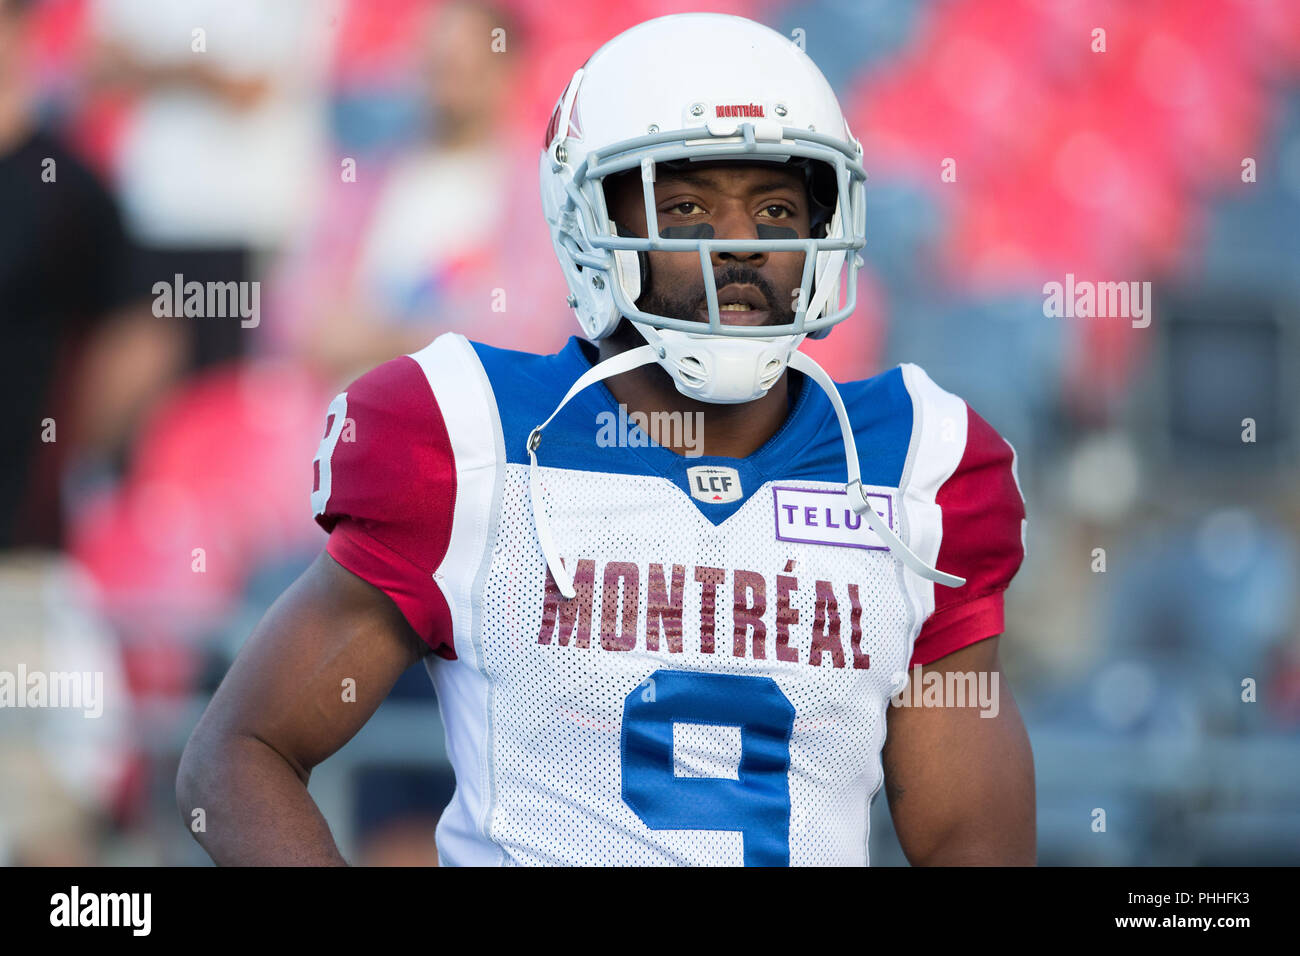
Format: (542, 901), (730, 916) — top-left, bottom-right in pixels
(909, 405), (1026, 668)
(311, 355), (456, 656)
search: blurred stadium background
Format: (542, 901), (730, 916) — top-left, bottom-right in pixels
(2, 0), (1298, 865)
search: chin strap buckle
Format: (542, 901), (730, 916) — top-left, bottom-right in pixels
(845, 478), (869, 514)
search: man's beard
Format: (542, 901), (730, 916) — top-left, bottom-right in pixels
(636, 263), (795, 328)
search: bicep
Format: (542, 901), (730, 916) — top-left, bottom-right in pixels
(191, 550), (431, 777)
(880, 636), (1036, 865)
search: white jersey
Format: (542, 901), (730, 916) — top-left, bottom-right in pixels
(311, 333), (1026, 865)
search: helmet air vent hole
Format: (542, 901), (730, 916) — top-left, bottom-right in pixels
(677, 355), (706, 386)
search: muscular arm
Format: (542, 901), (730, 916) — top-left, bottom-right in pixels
(881, 636), (1035, 865)
(176, 551), (431, 865)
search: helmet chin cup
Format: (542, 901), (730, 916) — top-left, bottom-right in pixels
(633, 322), (804, 404)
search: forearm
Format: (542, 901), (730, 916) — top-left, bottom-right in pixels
(177, 732), (347, 866)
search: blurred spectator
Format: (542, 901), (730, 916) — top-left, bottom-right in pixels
(0, 554), (131, 866)
(274, 0), (527, 380)
(0, 0), (181, 549)
(88, 0), (336, 369)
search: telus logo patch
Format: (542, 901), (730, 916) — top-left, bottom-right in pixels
(773, 485), (895, 551)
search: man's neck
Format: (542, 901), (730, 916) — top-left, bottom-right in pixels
(594, 325), (794, 459)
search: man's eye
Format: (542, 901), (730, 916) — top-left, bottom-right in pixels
(761, 204), (793, 218)
(668, 202), (703, 215)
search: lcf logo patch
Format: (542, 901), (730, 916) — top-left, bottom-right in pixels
(687, 465), (742, 503)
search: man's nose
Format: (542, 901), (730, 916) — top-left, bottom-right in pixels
(710, 204), (766, 268)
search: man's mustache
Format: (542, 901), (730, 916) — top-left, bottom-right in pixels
(638, 267), (794, 326)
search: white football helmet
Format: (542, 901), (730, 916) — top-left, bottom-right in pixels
(538, 11), (867, 404)
(528, 13), (963, 598)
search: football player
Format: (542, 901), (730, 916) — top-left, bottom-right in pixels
(179, 13), (1033, 866)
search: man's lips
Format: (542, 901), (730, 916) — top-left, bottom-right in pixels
(695, 305), (773, 327)
(714, 283), (768, 310)
(697, 282), (775, 326)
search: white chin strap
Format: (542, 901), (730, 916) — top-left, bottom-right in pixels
(526, 345), (965, 599)
(527, 345), (660, 597)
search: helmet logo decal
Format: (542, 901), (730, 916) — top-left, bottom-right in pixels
(544, 78), (585, 148)
(715, 103), (765, 118)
